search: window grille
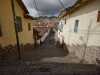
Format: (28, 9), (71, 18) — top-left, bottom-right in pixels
(74, 20), (79, 32)
(16, 16), (22, 32)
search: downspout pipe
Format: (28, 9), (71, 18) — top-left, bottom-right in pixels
(11, 0), (21, 60)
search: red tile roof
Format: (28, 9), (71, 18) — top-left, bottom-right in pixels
(33, 28), (48, 39)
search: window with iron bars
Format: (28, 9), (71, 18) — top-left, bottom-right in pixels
(16, 16), (22, 32)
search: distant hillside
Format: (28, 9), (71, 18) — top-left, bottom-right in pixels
(34, 16), (58, 22)
(35, 16), (57, 19)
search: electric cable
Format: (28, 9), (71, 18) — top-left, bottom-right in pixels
(58, 0), (66, 9)
(34, 0), (40, 17)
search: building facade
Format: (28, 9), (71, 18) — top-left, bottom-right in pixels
(0, 0), (35, 60)
(58, 0), (100, 64)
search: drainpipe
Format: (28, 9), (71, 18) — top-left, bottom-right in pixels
(11, 0), (21, 60)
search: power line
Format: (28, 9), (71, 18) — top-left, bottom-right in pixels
(58, 0), (66, 9)
(34, 0), (40, 17)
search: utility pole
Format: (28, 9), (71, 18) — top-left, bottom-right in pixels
(11, 0), (21, 60)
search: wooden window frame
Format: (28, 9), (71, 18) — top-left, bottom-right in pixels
(28, 23), (31, 31)
(16, 16), (22, 32)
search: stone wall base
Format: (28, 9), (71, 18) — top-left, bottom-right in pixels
(67, 44), (100, 65)
(0, 43), (34, 60)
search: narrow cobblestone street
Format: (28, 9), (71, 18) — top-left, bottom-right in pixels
(0, 32), (99, 75)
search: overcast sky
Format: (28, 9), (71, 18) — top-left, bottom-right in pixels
(22, 0), (77, 17)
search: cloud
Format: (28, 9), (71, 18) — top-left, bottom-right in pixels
(22, 0), (77, 17)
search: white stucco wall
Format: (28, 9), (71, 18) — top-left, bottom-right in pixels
(37, 29), (50, 44)
(58, 0), (100, 64)
(62, 0), (100, 46)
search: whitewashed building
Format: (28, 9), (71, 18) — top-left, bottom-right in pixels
(58, 0), (100, 64)
(37, 29), (51, 44)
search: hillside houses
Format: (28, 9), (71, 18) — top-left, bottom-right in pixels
(33, 20), (58, 45)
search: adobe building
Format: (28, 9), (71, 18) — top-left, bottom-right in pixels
(0, 0), (36, 60)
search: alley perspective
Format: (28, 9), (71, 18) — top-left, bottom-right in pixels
(0, 32), (99, 75)
(0, 0), (100, 75)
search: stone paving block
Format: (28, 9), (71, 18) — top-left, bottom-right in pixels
(10, 69), (18, 75)
(50, 68), (60, 75)
(31, 72), (51, 75)
(52, 72), (74, 75)
(38, 68), (50, 72)
(29, 65), (40, 69)
(40, 63), (57, 67)
(21, 72), (32, 75)
(14, 68), (26, 75)
(15, 68), (33, 75)
(73, 70), (98, 75)
(0, 68), (11, 73)
(0, 63), (10, 67)
(59, 71), (73, 75)
(0, 72), (9, 75)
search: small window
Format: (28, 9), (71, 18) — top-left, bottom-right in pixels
(57, 22), (63, 32)
(28, 23), (31, 31)
(97, 11), (100, 22)
(16, 16), (22, 32)
(74, 20), (79, 32)
(65, 19), (66, 24)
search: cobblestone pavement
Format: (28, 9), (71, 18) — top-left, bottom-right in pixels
(0, 32), (100, 75)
